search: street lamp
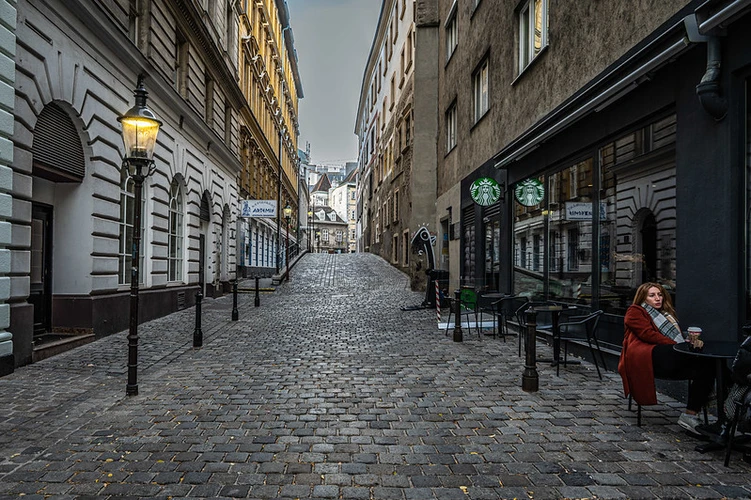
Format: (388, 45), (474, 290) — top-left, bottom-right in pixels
(118, 75), (161, 397)
(283, 203), (292, 281)
(307, 210), (313, 252)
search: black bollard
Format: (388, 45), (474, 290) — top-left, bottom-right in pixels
(453, 289), (463, 342)
(522, 309), (539, 392)
(254, 276), (260, 307)
(231, 280), (238, 321)
(193, 290), (203, 348)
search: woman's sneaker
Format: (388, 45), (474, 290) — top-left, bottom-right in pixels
(677, 413), (703, 435)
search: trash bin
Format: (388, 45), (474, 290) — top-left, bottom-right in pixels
(424, 269), (450, 308)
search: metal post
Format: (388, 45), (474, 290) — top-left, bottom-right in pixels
(276, 129), (282, 274)
(453, 289), (463, 342)
(285, 222), (290, 281)
(126, 171), (145, 396)
(254, 276), (260, 307)
(231, 280), (238, 321)
(522, 309), (539, 392)
(193, 291), (203, 348)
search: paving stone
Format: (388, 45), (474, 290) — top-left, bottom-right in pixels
(0, 254), (749, 500)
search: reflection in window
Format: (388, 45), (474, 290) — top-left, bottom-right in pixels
(599, 114), (677, 315)
(518, 0), (547, 72)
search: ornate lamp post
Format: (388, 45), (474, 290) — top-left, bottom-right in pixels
(283, 203), (292, 281)
(118, 75), (162, 397)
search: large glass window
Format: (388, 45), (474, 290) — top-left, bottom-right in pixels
(514, 176), (544, 298)
(119, 169), (145, 285)
(168, 179), (184, 282)
(599, 114), (677, 315)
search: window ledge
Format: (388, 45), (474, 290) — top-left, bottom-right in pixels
(511, 44), (549, 86)
(470, 105), (492, 132)
(445, 144), (457, 158)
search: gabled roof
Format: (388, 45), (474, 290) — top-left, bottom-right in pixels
(312, 174), (331, 193)
(342, 167), (357, 184)
(312, 205), (347, 225)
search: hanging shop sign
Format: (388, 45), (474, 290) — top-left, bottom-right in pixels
(240, 200), (277, 218)
(515, 179), (545, 206)
(470, 177), (502, 206)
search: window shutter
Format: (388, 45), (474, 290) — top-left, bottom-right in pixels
(32, 103), (85, 181)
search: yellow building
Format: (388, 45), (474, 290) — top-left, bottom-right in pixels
(236, 0), (303, 275)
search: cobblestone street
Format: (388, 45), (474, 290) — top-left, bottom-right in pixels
(1, 253), (750, 499)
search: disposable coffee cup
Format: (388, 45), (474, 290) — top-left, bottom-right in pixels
(687, 327), (702, 344)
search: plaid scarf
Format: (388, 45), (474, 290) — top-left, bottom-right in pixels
(641, 302), (684, 343)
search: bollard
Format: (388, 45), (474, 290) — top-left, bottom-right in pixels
(453, 289), (463, 342)
(522, 309), (539, 392)
(193, 290), (203, 348)
(254, 276), (260, 307)
(231, 280), (238, 321)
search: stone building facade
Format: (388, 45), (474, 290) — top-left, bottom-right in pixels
(417, 0), (751, 350)
(355, 0), (422, 287)
(0, 0), (16, 375)
(6, 0), (300, 369)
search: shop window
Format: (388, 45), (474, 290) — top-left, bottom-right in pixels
(598, 114), (677, 315)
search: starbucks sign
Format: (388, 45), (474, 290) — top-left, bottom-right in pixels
(515, 179), (545, 207)
(470, 177), (502, 206)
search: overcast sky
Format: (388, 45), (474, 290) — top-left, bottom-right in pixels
(286, 0), (382, 166)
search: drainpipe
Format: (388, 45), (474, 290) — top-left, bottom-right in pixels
(685, 14), (727, 121)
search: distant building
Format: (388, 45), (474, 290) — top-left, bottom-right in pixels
(311, 206), (348, 254)
(355, 0), (419, 285)
(330, 168), (358, 252)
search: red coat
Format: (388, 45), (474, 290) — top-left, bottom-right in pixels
(617, 304), (676, 405)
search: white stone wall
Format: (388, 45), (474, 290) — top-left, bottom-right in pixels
(0, 0), (15, 362)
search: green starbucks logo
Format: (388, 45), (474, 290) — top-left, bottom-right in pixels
(515, 179), (545, 207)
(470, 177), (502, 206)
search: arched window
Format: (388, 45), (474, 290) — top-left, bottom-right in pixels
(119, 169), (145, 285)
(168, 179), (184, 282)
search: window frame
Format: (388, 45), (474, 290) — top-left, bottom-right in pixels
(167, 178), (185, 283)
(518, 0), (548, 73)
(445, 1), (458, 63)
(446, 100), (457, 152)
(472, 57), (489, 123)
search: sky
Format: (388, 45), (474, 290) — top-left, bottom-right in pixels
(286, 0), (383, 166)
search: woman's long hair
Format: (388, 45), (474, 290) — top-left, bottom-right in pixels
(632, 282), (677, 318)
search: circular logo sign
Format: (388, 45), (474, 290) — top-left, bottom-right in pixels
(470, 177), (502, 206)
(515, 179), (545, 207)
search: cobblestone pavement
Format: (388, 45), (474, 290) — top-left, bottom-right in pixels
(1, 253), (750, 499)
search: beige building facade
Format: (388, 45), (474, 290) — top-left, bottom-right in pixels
(356, 0), (423, 286)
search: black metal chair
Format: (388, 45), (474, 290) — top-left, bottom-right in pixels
(555, 310), (607, 378)
(628, 381), (709, 427)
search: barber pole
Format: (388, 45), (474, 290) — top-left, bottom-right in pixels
(436, 281), (441, 324)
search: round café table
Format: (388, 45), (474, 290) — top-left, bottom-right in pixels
(674, 340), (740, 452)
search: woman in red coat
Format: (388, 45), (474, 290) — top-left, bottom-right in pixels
(618, 282), (715, 434)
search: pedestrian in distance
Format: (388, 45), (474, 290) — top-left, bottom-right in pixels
(618, 282), (716, 434)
